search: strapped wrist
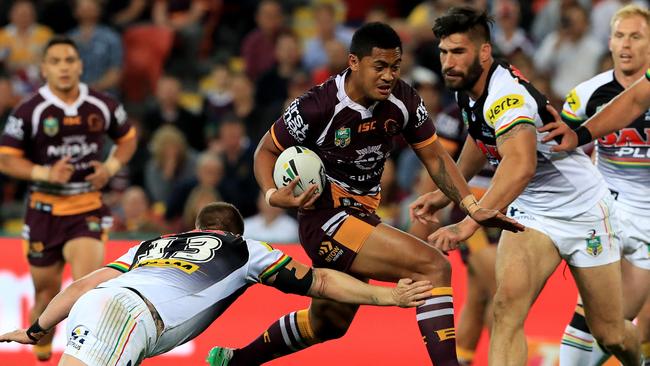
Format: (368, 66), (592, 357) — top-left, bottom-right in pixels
(26, 319), (48, 343)
(30, 165), (51, 182)
(103, 157), (122, 176)
(265, 188), (277, 206)
(575, 125), (593, 147)
(460, 194), (480, 216)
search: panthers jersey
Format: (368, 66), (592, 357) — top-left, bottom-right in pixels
(102, 230), (290, 356)
(271, 69), (437, 212)
(561, 70), (650, 210)
(456, 61), (608, 217)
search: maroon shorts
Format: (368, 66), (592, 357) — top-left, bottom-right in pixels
(298, 207), (381, 272)
(23, 205), (112, 267)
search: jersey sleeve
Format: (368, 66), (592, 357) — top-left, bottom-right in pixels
(105, 98), (135, 143)
(105, 243), (140, 273)
(484, 91), (537, 139)
(245, 239), (292, 284)
(560, 87), (588, 128)
(270, 90), (324, 151)
(0, 105), (32, 157)
(401, 86), (438, 150)
(646, 68), (650, 81)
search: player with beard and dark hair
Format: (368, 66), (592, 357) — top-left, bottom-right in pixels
(207, 21), (522, 366)
(411, 7), (642, 366)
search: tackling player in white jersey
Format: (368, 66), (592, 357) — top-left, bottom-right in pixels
(0, 202), (433, 366)
(411, 7), (642, 365)
(552, 5), (650, 365)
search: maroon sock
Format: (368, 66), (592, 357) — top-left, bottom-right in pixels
(417, 287), (459, 366)
(231, 310), (319, 365)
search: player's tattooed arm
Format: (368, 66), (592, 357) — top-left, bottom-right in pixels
(480, 122), (537, 212)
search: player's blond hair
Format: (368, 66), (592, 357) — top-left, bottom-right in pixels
(610, 4), (650, 29)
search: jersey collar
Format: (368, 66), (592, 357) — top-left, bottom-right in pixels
(335, 69), (379, 119)
(39, 83), (89, 116)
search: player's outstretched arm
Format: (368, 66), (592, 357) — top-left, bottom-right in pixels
(0, 268), (121, 345)
(265, 260), (433, 308)
(540, 74), (650, 151)
(410, 136), (487, 225)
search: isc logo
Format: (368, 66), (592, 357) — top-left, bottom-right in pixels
(358, 121), (376, 133)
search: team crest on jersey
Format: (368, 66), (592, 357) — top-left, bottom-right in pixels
(585, 230), (603, 257)
(334, 127), (351, 147)
(87, 113), (104, 132)
(68, 325), (92, 350)
(43, 116), (59, 136)
(384, 119), (400, 136)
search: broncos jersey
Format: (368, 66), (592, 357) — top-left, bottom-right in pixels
(455, 61), (608, 218)
(271, 69), (437, 212)
(102, 230), (290, 356)
(562, 69), (650, 210)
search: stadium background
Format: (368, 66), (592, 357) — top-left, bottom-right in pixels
(0, 0), (640, 365)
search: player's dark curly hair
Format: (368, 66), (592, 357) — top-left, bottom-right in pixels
(43, 35), (80, 57)
(196, 202), (245, 235)
(350, 22), (402, 58)
(432, 7), (493, 43)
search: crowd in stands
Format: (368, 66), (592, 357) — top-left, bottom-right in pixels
(0, 0), (645, 240)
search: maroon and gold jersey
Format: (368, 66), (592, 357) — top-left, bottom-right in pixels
(0, 83), (135, 215)
(271, 69), (437, 211)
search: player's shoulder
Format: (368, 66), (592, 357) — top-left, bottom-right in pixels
(483, 64), (538, 125)
(11, 91), (46, 118)
(568, 70), (615, 100)
(86, 86), (121, 108)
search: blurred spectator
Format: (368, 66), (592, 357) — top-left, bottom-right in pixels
(0, 76), (17, 126)
(152, 0), (216, 81)
(102, 0), (151, 30)
(311, 38), (348, 85)
(302, 2), (353, 72)
(531, 0), (591, 43)
(241, 0), (286, 81)
(508, 50), (536, 81)
(399, 45), (439, 87)
(145, 125), (198, 204)
(492, 0), (535, 58)
(182, 185), (220, 231)
(165, 151), (224, 225)
(590, 0), (646, 44)
(112, 186), (165, 234)
(0, 0), (53, 96)
(143, 75), (206, 151)
(209, 117), (258, 217)
(534, 4), (604, 99)
(202, 63), (233, 113)
(376, 158), (402, 226)
(256, 31), (304, 109)
(365, 5), (390, 24)
(68, 0), (123, 94)
(243, 192), (299, 243)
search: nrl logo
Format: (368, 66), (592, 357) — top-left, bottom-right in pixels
(334, 127), (351, 147)
(43, 116), (59, 137)
(585, 229), (603, 257)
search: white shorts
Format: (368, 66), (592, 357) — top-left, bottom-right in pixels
(507, 194), (621, 268)
(615, 201), (650, 270)
(64, 287), (157, 366)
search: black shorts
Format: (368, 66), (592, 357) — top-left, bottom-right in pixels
(23, 205), (111, 266)
(298, 207), (381, 272)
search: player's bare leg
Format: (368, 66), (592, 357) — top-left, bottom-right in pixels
(223, 223), (458, 366)
(571, 262), (641, 365)
(62, 237), (105, 280)
(29, 262), (64, 362)
(457, 242), (496, 365)
(58, 354), (87, 366)
(489, 228), (562, 366)
(637, 296), (650, 365)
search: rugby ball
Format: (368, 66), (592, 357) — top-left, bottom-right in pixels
(273, 146), (326, 196)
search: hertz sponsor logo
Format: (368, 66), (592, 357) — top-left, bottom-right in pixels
(134, 258), (199, 274)
(486, 94), (524, 125)
(566, 89), (581, 112)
